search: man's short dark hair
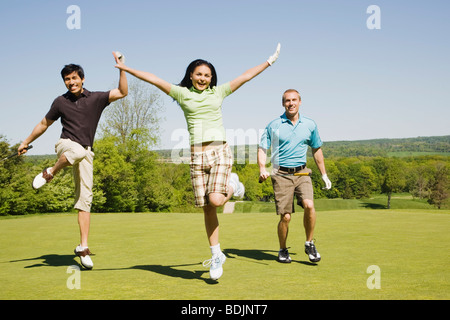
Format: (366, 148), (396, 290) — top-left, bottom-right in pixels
(61, 64), (85, 80)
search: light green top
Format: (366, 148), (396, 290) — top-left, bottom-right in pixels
(169, 82), (232, 145)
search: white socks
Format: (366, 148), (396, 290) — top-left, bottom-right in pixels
(210, 243), (221, 257)
(76, 244), (88, 252)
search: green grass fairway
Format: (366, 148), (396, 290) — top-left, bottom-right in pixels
(1, 209), (449, 300)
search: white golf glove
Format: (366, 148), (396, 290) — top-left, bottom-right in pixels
(267, 43), (281, 66)
(321, 174), (332, 190)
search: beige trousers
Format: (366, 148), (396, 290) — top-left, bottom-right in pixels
(55, 139), (94, 212)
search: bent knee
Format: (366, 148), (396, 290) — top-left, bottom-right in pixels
(208, 193), (226, 207)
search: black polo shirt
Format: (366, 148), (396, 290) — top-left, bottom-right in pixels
(45, 89), (110, 147)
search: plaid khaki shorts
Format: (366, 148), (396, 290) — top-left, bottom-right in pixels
(190, 143), (233, 207)
(271, 167), (314, 214)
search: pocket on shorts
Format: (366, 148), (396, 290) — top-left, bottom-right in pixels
(54, 138), (65, 154)
(220, 144), (233, 166)
(190, 152), (203, 166)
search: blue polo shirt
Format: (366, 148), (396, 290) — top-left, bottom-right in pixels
(259, 113), (323, 167)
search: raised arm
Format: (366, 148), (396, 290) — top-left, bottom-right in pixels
(109, 51), (128, 103)
(114, 59), (172, 95)
(229, 43), (280, 93)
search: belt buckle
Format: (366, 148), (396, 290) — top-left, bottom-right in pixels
(287, 167), (296, 174)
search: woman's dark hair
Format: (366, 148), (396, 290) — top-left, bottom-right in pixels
(178, 59), (217, 88)
(61, 64), (85, 80)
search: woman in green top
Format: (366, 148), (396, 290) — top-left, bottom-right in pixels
(115, 43), (280, 280)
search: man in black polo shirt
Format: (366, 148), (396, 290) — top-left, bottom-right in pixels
(18, 52), (128, 269)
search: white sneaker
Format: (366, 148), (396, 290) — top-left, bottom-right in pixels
(203, 252), (226, 280)
(32, 168), (53, 189)
(229, 173), (245, 198)
(74, 245), (94, 269)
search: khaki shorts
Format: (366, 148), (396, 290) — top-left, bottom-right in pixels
(190, 143), (233, 207)
(271, 167), (314, 215)
(55, 139), (94, 213)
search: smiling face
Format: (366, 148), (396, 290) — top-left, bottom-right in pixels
(63, 71), (84, 96)
(190, 65), (212, 91)
(282, 90), (301, 120)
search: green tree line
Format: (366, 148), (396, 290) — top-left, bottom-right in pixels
(1, 134), (449, 215)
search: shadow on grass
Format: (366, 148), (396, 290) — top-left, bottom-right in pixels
(9, 254), (79, 268)
(8, 250), (316, 284)
(8, 254), (218, 284)
(223, 248), (318, 266)
(97, 263), (218, 285)
(223, 248), (276, 264)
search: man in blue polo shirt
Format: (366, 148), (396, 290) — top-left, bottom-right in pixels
(258, 89), (331, 264)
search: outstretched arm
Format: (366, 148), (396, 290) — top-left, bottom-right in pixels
(18, 117), (55, 155)
(229, 43), (280, 93)
(115, 60), (171, 95)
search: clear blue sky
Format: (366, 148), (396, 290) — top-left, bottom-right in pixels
(1, 0), (449, 155)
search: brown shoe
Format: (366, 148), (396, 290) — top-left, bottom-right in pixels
(74, 246), (94, 269)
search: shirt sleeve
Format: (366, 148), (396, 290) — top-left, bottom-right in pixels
(214, 82), (232, 99)
(45, 97), (62, 121)
(169, 84), (184, 103)
(100, 90), (111, 108)
(309, 123), (323, 149)
(259, 125), (271, 150)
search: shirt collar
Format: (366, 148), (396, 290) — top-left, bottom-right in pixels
(81, 88), (90, 97)
(189, 86), (210, 94)
(65, 88), (90, 100)
(280, 112), (302, 124)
